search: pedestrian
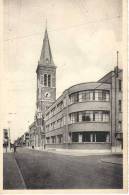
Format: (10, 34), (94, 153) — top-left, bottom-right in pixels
(14, 144), (17, 153)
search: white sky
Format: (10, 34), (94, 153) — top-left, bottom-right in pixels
(2, 0), (122, 142)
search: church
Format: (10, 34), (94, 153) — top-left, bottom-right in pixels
(28, 28), (123, 152)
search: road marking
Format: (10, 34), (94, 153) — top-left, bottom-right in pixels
(13, 154), (27, 189)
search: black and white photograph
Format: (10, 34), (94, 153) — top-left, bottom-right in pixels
(1, 0), (128, 192)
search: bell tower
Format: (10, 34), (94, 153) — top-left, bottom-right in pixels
(36, 28), (56, 117)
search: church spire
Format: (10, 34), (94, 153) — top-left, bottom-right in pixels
(39, 28), (54, 66)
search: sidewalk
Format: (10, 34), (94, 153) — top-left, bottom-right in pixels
(29, 147), (123, 157)
(101, 155), (123, 165)
(3, 152), (26, 189)
(44, 149), (123, 165)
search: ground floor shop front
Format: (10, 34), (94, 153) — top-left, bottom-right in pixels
(29, 130), (122, 152)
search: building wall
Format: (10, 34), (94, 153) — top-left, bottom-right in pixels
(45, 82), (112, 149)
(45, 143), (111, 150)
(99, 67), (123, 151)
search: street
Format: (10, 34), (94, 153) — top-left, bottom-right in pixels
(3, 148), (123, 189)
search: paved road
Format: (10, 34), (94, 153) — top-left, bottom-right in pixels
(4, 148), (123, 189)
(3, 153), (26, 189)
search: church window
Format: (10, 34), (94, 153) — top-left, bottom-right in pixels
(48, 75), (51, 87)
(44, 74), (47, 86)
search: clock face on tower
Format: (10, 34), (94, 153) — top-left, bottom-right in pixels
(44, 92), (51, 98)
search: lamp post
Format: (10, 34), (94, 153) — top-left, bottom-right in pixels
(7, 112), (16, 151)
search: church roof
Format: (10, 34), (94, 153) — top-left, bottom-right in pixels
(38, 28), (54, 66)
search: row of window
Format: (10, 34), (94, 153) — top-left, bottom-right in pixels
(72, 131), (110, 143)
(69, 90), (110, 104)
(45, 132), (110, 144)
(46, 99), (67, 119)
(69, 110), (110, 123)
(40, 74), (51, 87)
(45, 90), (110, 120)
(46, 134), (63, 144)
(45, 116), (66, 132)
(45, 110), (110, 132)
(45, 99), (122, 123)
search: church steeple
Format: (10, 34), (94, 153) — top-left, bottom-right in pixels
(36, 26), (56, 115)
(38, 28), (54, 66)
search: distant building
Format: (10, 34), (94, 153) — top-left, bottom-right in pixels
(3, 129), (11, 152)
(28, 28), (122, 152)
(29, 122), (36, 148)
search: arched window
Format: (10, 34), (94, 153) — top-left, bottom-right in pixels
(48, 75), (51, 87)
(44, 74), (47, 86)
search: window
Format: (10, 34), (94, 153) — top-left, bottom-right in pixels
(72, 132), (110, 143)
(82, 111), (92, 122)
(72, 132), (78, 142)
(119, 100), (122, 112)
(69, 110), (110, 123)
(57, 134), (63, 143)
(70, 113), (79, 123)
(51, 107), (56, 116)
(82, 132), (91, 142)
(44, 74), (47, 86)
(119, 80), (122, 91)
(70, 113), (75, 123)
(95, 132), (109, 142)
(93, 111), (102, 122)
(46, 137), (50, 144)
(89, 91), (94, 100)
(69, 90), (110, 104)
(69, 93), (79, 104)
(118, 121), (122, 130)
(51, 136), (56, 144)
(102, 91), (110, 101)
(102, 111), (110, 122)
(48, 75), (51, 87)
(57, 101), (63, 112)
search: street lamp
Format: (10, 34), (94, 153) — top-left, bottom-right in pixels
(7, 112), (17, 150)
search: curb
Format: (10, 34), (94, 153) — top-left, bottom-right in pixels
(13, 154), (26, 189)
(101, 159), (123, 165)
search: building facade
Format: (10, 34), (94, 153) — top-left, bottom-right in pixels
(27, 28), (123, 152)
(3, 129), (11, 152)
(28, 28), (57, 149)
(44, 68), (122, 152)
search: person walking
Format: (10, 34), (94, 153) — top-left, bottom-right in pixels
(13, 144), (17, 153)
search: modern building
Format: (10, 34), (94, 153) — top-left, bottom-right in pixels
(28, 27), (122, 152)
(44, 67), (122, 152)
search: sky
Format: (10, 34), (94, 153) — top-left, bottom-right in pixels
(2, 0), (122, 142)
